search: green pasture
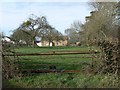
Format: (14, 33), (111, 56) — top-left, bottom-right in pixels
(15, 46), (96, 70)
(3, 46), (119, 88)
(17, 55), (93, 70)
(15, 46), (100, 53)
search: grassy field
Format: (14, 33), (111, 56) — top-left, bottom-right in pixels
(3, 46), (119, 88)
(3, 73), (118, 88)
(15, 46), (98, 53)
(15, 46), (95, 70)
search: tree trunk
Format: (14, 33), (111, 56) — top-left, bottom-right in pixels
(32, 31), (36, 47)
(48, 40), (51, 46)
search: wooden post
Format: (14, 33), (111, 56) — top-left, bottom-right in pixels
(118, 26), (120, 76)
(0, 33), (2, 90)
(117, 2), (120, 76)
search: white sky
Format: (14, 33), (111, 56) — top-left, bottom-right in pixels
(0, 0), (92, 36)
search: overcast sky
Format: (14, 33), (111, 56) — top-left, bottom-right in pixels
(0, 0), (92, 36)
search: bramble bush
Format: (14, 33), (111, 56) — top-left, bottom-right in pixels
(2, 41), (20, 79)
(86, 40), (119, 75)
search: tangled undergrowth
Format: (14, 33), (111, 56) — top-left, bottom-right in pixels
(2, 41), (21, 79)
(86, 40), (119, 75)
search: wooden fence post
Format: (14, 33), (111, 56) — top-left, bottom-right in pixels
(117, 2), (120, 76)
(0, 33), (2, 90)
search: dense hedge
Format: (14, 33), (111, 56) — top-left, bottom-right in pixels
(87, 40), (119, 75)
(97, 40), (119, 74)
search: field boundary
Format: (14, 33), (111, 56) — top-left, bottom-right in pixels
(3, 50), (100, 73)
(3, 51), (100, 56)
(22, 69), (81, 73)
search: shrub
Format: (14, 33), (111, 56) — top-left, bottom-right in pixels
(2, 41), (20, 79)
(85, 40), (119, 75)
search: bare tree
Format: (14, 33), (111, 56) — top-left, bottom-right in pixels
(65, 21), (83, 45)
(41, 27), (63, 46)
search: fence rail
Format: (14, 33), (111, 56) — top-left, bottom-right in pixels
(3, 50), (100, 73)
(22, 69), (81, 73)
(3, 51), (100, 56)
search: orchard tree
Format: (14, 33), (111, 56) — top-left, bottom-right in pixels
(11, 14), (63, 46)
(11, 29), (32, 46)
(17, 14), (51, 46)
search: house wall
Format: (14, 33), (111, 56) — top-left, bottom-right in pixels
(42, 41), (49, 46)
(37, 40), (68, 47)
(53, 40), (68, 46)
